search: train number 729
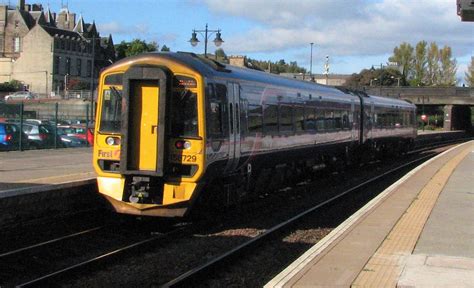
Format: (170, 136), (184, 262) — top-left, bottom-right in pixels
(170, 154), (197, 163)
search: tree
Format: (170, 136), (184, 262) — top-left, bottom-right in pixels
(426, 42), (440, 86)
(214, 48), (227, 61)
(412, 41), (427, 86)
(438, 46), (457, 86)
(127, 39), (158, 57)
(389, 42), (414, 84)
(160, 45), (170, 52)
(114, 39), (158, 60)
(246, 58), (306, 74)
(465, 57), (474, 87)
(345, 67), (403, 89)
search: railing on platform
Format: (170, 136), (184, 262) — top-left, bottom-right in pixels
(0, 101), (94, 151)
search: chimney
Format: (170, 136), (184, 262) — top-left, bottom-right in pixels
(18, 0), (25, 10)
(229, 55), (247, 67)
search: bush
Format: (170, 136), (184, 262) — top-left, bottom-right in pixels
(0, 80), (23, 92)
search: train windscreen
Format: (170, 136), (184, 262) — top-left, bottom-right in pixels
(99, 87), (122, 133)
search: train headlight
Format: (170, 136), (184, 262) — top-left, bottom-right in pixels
(106, 136), (121, 146)
(175, 140), (191, 149)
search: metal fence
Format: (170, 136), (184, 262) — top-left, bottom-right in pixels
(0, 101), (94, 151)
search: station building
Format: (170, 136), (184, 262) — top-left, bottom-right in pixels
(0, 0), (115, 97)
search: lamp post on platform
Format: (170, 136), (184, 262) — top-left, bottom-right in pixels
(189, 24), (224, 58)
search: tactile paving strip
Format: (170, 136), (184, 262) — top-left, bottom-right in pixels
(352, 142), (473, 287)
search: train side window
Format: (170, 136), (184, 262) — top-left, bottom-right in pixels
(316, 109), (325, 131)
(334, 110), (342, 130)
(248, 104), (262, 133)
(279, 105), (293, 133)
(294, 106), (305, 132)
(342, 111), (350, 129)
(206, 83), (224, 137)
(326, 111), (335, 131)
(263, 104), (278, 134)
(305, 107), (316, 131)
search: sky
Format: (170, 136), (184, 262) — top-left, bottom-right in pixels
(4, 0), (474, 85)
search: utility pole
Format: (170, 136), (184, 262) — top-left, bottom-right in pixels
(310, 42), (314, 81)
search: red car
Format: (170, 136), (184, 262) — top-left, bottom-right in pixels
(58, 125), (94, 146)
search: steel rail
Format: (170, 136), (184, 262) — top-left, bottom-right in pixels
(161, 151), (440, 287)
(0, 226), (104, 259)
(16, 227), (187, 288)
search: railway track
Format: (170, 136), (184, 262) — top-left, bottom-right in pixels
(0, 140), (468, 287)
(161, 141), (452, 287)
(15, 227), (188, 287)
(0, 215), (188, 287)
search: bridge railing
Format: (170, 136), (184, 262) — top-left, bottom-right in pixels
(363, 87), (473, 99)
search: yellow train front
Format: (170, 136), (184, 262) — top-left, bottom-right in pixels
(93, 53), (208, 217)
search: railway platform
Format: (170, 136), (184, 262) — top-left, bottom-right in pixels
(0, 147), (97, 226)
(266, 140), (474, 288)
(0, 147), (95, 198)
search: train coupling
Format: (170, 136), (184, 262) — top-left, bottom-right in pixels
(129, 176), (151, 203)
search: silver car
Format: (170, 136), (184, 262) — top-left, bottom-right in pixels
(4, 91), (36, 101)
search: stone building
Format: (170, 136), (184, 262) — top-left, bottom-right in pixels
(0, 0), (115, 97)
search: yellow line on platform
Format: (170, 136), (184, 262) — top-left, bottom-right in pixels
(352, 142), (474, 287)
(14, 171), (96, 184)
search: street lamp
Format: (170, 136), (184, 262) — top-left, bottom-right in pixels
(189, 23), (223, 58)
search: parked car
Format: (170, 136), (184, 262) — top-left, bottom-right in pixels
(4, 91), (37, 101)
(0, 122), (29, 151)
(58, 125), (94, 146)
(56, 127), (87, 147)
(22, 123), (63, 149)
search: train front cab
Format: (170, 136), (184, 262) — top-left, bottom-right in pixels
(94, 61), (206, 217)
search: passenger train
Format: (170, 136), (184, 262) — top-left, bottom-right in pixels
(93, 52), (416, 217)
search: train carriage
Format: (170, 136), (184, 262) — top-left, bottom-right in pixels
(93, 52), (416, 217)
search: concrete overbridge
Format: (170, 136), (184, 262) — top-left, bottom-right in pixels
(364, 87), (474, 131)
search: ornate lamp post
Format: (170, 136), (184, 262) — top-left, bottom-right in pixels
(189, 23), (224, 58)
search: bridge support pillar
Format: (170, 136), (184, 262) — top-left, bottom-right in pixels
(443, 105), (472, 131)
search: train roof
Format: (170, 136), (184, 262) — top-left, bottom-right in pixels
(366, 94), (416, 109)
(110, 52), (415, 109)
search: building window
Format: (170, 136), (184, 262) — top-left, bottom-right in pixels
(66, 40), (71, 50)
(61, 39), (65, 50)
(76, 58), (82, 76)
(54, 56), (60, 74)
(65, 57), (71, 75)
(13, 37), (20, 52)
(86, 60), (92, 77)
(72, 41), (76, 52)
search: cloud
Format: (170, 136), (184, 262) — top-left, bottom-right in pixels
(204, 0), (473, 59)
(98, 21), (149, 36)
(97, 21), (178, 46)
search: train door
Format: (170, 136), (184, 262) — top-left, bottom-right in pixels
(120, 66), (169, 176)
(224, 83), (241, 173)
(350, 99), (356, 142)
(368, 101), (375, 140)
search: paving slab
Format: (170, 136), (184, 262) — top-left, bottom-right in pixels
(397, 148), (474, 287)
(0, 148), (95, 197)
